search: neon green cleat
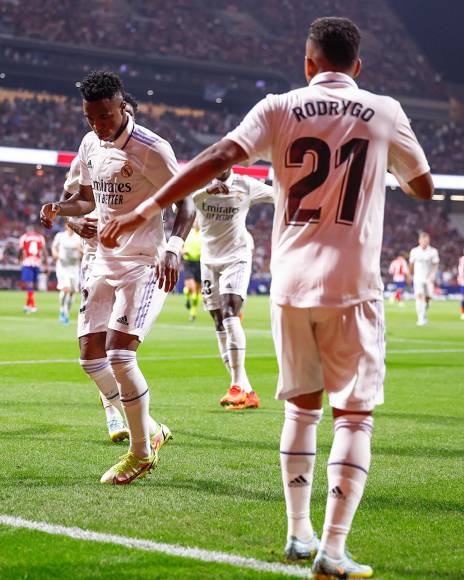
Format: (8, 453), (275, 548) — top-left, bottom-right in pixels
(100, 451), (159, 485)
(312, 550), (373, 579)
(151, 423), (173, 453)
(107, 418), (130, 443)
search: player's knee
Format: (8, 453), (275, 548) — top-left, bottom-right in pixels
(79, 357), (109, 379)
(107, 349), (137, 379)
(284, 400), (323, 424)
(333, 413), (374, 437)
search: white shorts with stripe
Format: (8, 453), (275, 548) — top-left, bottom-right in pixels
(77, 264), (167, 341)
(272, 300), (385, 411)
(201, 257), (252, 311)
(56, 263), (80, 292)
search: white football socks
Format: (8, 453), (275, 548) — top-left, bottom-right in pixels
(320, 414), (373, 559)
(79, 357), (124, 416)
(59, 290), (66, 316)
(100, 393), (121, 422)
(416, 297), (426, 323)
(216, 330), (231, 375)
(107, 349), (152, 458)
(280, 402), (322, 541)
(223, 316), (252, 393)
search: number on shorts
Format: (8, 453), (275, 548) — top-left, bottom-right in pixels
(202, 280), (212, 296)
(285, 137), (369, 226)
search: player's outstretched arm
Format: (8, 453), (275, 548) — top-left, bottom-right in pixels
(156, 196), (196, 293)
(100, 139), (247, 247)
(40, 185), (95, 229)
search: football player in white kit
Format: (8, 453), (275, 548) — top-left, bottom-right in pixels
(193, 168), (273, 409)
(101, 18), (433, 577)
(409, 232), (439, 326)
(40, 71), (195, 485)
(52, 223), (83, 325)
(60, 95), (139, 444)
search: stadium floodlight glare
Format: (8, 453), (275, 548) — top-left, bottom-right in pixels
(450, 195), (464, 202)
(432, 194), (445, 201)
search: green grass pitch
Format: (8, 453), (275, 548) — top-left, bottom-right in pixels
(0, 291), (463, 579)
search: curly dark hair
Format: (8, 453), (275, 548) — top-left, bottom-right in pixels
(308, 17), (361, 69)
(124, 92), (138, 114)
(80, 70), (124, 101)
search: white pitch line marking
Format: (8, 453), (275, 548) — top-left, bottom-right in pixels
(0, 515), (308, 578)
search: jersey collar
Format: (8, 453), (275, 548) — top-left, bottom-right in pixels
(309, 72), (358, 89)
(101, 114), (134, 149)
(213, 169), (235, 188)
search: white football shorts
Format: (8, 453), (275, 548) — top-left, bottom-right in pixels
(78, 263), (167, 341)
(56, 262), (80, 292)
(80, 251), (96, 288)
(413, 278), (434, 298)
(201, 258), (252, 311)
(272, 300), (385, 411)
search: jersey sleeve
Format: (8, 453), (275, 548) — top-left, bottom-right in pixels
(225, 95), (276, 163)
(247, 177), (274, 205)
(140, 141), (179, 191)
(78, 138), (92, 186)
(432, 249), (440, 264)
(409, 249), (416, 264)
(388, 104), (430, 184)
(64, 156), (81, 195)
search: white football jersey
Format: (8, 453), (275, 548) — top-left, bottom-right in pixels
(409, 245), (439, 280)
(226, 72), (430, 307)
(79, 114), (178, 276)
(53, 230), (82, 267)
(64, 155), (98, 256)
(192, 170), (273, 266)
(458, 256), (464, 286)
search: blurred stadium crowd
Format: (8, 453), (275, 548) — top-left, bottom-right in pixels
(0, 0), (463, 289)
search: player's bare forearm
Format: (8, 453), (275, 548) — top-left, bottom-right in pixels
(152, 139), (247, 210)
(171, 197), (196, 241)
(406, 172), (434, 200)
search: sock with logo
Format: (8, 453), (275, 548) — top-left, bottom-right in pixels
(320, 414), (373, 559)
(107, 349), (152, 458)
(415, 297), (426, 322)
(216, 330), (231, 375)
(280, 402), (323, 541)
(223, 316), (252, 393)
(79, 358), (125, 416)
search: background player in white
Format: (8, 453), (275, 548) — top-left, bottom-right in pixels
(60, 94), (138, 443)
(388, 253), (409, 306)
(52, 223), (82, 325)
(101, 17), (433, 577)
(193, 168), (273, 409)
(40, 71), (195, 485)
(409, 232), (439, 326)
(458, 250), (464, 320)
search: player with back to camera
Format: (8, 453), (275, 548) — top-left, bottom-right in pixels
(100, 17), (433, 577)
(409, 232), (439, 326)
(19, 224), (47, 313)
(40, 71), (196, 485)
(192, 167), (273, 409)
(51, 222), (82, 324)
(60, 93), (138, 443)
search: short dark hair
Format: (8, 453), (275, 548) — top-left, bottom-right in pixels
(124, 92), (138, 114)
(308, 17), (361, 69)
(80, 70), (124, 101)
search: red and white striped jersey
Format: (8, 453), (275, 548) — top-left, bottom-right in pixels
(388, 256), (408, 282)
(19, 231), (46, 267)
(458, 255), (464, 286)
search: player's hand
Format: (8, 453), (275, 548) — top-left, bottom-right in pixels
(155, 251), (179, 293)
(40, 203), (60, 229)
(100, 212), (146, 248)
(206, 181), (229, 195)
(68, 217), (98, 239)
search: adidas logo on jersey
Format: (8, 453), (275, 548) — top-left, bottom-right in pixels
(329, 485), (346, 500)
(288, 475), (310, 488)
(116, 315), (129, 326)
